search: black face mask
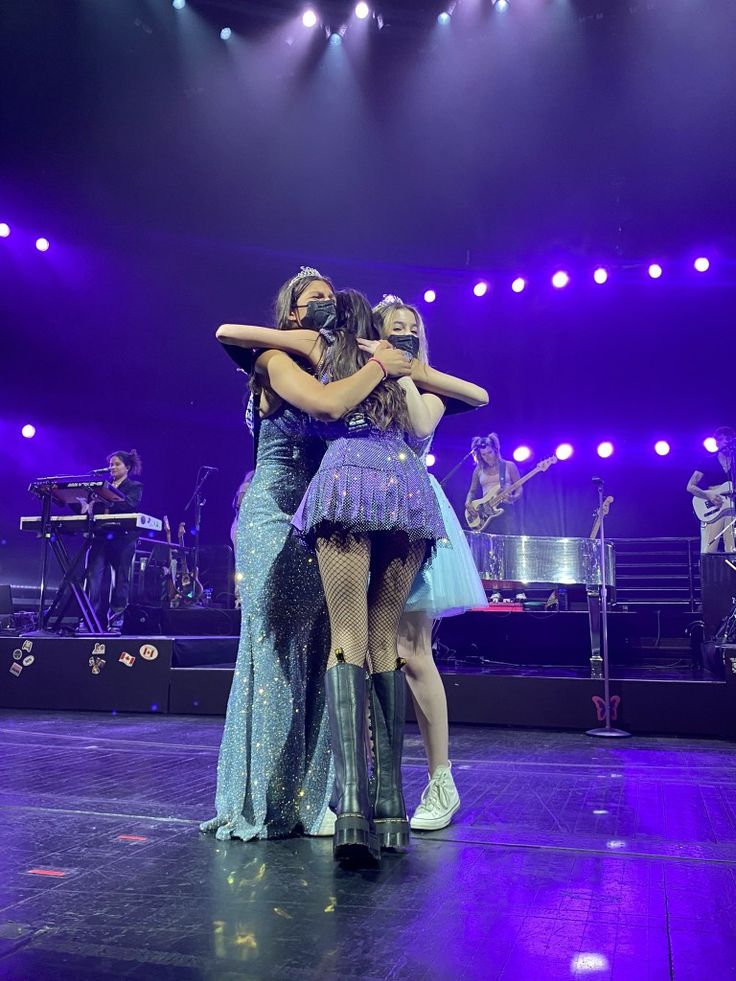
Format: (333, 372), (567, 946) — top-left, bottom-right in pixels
(389, 333), (420, 359)
(301, 299), (337, 332)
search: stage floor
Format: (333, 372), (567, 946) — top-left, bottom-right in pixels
(2, 711), (736, 979)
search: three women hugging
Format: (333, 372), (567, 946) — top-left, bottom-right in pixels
(200, 267), (488, 867)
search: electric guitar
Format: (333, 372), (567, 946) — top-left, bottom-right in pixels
(545, 496), (614, 608)
(465, 456), (558, 531)
(177, 521), (204, 605)
(692, 483), (735, 524)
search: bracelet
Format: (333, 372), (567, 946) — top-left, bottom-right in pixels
(368, 356), (387, 380)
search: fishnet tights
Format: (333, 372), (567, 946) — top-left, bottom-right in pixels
(316, 531), (427, 673)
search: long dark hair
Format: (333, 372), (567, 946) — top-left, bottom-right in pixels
(321, 289), (408, 432)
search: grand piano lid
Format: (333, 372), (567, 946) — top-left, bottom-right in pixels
(465, 532), (616, 586)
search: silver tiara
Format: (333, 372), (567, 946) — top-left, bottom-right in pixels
(288, 265), (323, 289)
(380, 293), (404, 305)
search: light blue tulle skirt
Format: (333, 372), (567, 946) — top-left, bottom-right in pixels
(404, 474), (487, 618)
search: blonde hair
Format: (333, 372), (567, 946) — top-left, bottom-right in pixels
(372, 300), (430, 364)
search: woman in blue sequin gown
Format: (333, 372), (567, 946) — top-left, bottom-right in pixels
(200, 270), (413, 841)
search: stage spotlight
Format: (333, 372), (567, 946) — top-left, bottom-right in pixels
(555, 443), (573, 461)
(437, 11), (451, 24)
(35, 237), (50, 252)
(648, 263), (663, 279)
(0, 223), (9, 238)
(593, 267), (608, 285)
(654, 440), (670, 457)
(302, 9), (318, 27)
(423, 289), (436, 303)
(703, 437), (718, 453)
(426, 453), (436, 467)
(496, 0), (510, 10)
(551, 270), (569, 289)
(694, 256), (710, 273)
(597, 441), (614, 459)
(473, 281), (488, 297)
(355, 2), (370, 18)
(511, 277), (526, 293)
(21, 424), (36, 439)
(329, 32), (342, 45)
(220, 27), (232, 40)
(513, 446), (531, 463)
(172, 0), (185, 8)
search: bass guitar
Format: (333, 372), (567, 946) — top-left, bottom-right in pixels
(692, 482), (735, 524)
(545, 495), (614, 608)
(465, 456), (558, 531)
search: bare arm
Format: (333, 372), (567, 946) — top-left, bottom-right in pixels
(256, 350), (407, 423)
(687, 470), (721, 502)
(466, 469), (481, 509)
(506, 461), (523, 501)
(411, 362), (489, 407)
(216, 324), (323, 366)
(397, 380), (446, 439)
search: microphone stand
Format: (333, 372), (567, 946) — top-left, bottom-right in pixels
(586, 477), (630, 739)
(439, 449), (474, 488)
(184, 467), (216, 593)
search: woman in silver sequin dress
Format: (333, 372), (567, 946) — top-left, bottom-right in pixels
(200, 270), (412, 842)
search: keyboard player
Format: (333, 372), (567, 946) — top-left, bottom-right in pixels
(86, 449), (144, 632)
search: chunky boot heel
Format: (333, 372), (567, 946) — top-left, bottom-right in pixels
(369, 665), (410, 851)
(325, 658), (381, 867)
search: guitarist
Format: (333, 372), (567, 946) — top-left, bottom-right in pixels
(465, 433), (523, 534)
(687, 426), (736, 553)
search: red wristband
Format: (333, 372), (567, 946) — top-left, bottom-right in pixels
(368, 356), (387, 379)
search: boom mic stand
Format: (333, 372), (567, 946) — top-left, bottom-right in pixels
(439, 450), (474, 488)
(586, 476), (630, 739)
(184, 466), (217, 600)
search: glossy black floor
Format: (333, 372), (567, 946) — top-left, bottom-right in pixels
(2, 711), (736, 980)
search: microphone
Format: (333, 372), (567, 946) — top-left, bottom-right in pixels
(201, 466), (219, 472)
(592, 476), (604, 485)
(89, 467), (111, 475)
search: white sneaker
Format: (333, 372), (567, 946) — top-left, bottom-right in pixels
(410, 764), (460, 831)
(306, 808), (336, 837)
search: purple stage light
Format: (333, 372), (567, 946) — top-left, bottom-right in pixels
(0, 223), (10, 238)
(648, 263), (662, 279)
(597, 441), (614, 459)
(425, 453), (436, 467)
(555, 442), (573, 461)
(35, 237), (50, 252)
(355, 2), (370, 18)
(593, 267), (608, 285)
(329, 32), (342, 45)
(302, 9), (318, 27)
(513, 446), (531, 463)
(473, 281), (488, 297)
(551, 270), (569, 289)
(21, 424), (36, 439)
(172, 0), (186, 8)
(511, 277), (526, 293)
(423, 289), (436, 303)
(694, 256), (710, 273)
(496, 0), (509, 10)
(654, 440), (670, 457)
(220, 27), (232, 40)
(703, 437), (718, 453)
(437, 11), (451, 24)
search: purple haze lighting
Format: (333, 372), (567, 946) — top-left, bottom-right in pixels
(21, 424), (36, 439)
(551, 270), (569, 289)
(703, 437), (718, 453)
(597, 441), (614, 459)
(654, 440), (670, 457)
(694, 256), (710, 273)
(513, 446), (531, 463)
(511, 277), (526, 293)
(35, 237), (50, 252)
(648, 263), (663, 279)
(355, 2), (370, 18)
(423, 289), (436, 303)
(302, 9), (318, 27)
(593, 267), (608, 284)
(473, 281), (488, 297)
(555, 442), (573, 461)
(425, 453), (436, 467)
(0, 223), (10, 238)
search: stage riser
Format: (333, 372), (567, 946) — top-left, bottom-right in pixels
(0, 637), (172, 713)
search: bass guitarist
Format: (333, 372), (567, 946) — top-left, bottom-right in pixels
(465, 433), (523, 534)
(687, 426), (736, 553)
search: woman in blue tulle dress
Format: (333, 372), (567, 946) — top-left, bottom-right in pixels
(200, 269), (413, 841)
(371, 298), (488, 835)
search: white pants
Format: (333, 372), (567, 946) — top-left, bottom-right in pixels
(701, 514), (736, 553)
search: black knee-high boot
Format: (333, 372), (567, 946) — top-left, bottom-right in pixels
(325, 657), (380, 864)
(369, 665), (410, 849)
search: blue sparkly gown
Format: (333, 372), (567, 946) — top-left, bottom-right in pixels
(200, 403), (334, 840)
